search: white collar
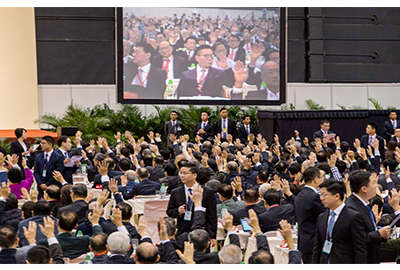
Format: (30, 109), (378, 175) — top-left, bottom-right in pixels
(305, 185), (318, 194)
(330, 202), (345, 217)
(139, 63), (151, 73)
(352, 193), (369, 207)
(196, 65), (209, 73)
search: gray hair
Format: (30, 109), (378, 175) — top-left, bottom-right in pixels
(107, 232), (130, 254)
(219, 244), (243, 264)
(125, 170), (137, 181)
(259, 183), (271, 197)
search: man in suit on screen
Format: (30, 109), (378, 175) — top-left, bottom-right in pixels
(123, 42), (167, 99)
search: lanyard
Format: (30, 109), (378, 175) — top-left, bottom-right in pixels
(138, 70), (149, 87)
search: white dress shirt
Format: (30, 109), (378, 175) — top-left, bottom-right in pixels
(132, 63), (151, 87)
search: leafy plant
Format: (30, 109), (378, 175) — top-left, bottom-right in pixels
(305, 99), (325, 110)
(368, 98), (384, 110)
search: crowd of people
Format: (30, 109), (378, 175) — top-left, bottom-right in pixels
(2, 109), (400, 264)
(122, 11), (282, 100)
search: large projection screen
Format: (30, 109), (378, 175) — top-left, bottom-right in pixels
(117, 7), (286, 105)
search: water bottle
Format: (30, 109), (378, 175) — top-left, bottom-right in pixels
(81, 254), (92, 264)
(165, 80), (175, 99)
(81, 163), (87, 175)
(160, 183), (166, 199)
(221, 205), (228, 223)
(135, 177), (140, 184)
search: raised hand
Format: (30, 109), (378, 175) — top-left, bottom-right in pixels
(234, 61), (249, 85)
(175, 242), (195, 264)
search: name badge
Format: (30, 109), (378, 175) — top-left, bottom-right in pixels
(184, 210), (192, 221)
(323, 240), (333, 254)
(42, 169), (46, 178)
(177, 127), (182, 131)
(223, 128), (227, 133)
(247, 136), (250, 141)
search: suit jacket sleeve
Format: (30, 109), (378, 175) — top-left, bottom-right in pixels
(255, 234), (270, 251)
(352, 213), (368, 264)
(50, 243), (65, 264)
(166, 191), (181, 218)
(383, 122), (392, 139)
(205, 189), (217, 239)
(34, 156), (43, 186)
(228, 233), (241, 248)
(121, 186), (135, 200)
(312, 217), (323, 264)
(163, 241), (180, 264)
(92, 224), (104, 235)
(191, 209), (206, 231)
(246, 66), (261, 87)
(288, 250), (303, 264)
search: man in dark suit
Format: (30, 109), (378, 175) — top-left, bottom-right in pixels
(92, 157), (124, 188)
(39, 210), (103, 259)
(313, 119), (336, 141)
(147, 155), (165, 183)
(175, 45), (236, 99)
(294, 167), (327, 264)
(390, 127), (400, 143)
(164, 110), (183, 148)
(152, 40), (187, 80)
(0, 225), (18, 264)
(360, 122), (385, 158)
(18, 200), (59, 247)
(214, 107), (237, 142)
(90, 233), (109, 264)
(233, 42), (280, 100)
(166, 163), (217, 244)
(55, 136), (79, 184)
(258, 189), (295, 232)
(231, 189), (266, 225)
(33, 136), (64, 200)
(237, 115), (258, 144)
(383, 111), (400, 142)
(193, 111), (214, 142)
(121, 168), (161, 199)
(313, 180), (367, 264)
(174, 36), (197, 68)
(158, 162), (182, 194)
(226, 34), (246, 63)
(123, 42), (167, 99)
(345, 170), (392, 264)
(57, 183), (88, 224)
(104, 231), (135, 264)
(378, 158), (400, 191)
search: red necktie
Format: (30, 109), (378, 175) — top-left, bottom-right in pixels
(163, 59), (170, 72)
(228, 50), (234, 60)
(198, 69), (206, 91)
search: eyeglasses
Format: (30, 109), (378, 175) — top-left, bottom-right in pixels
(200, 54), (214, 59)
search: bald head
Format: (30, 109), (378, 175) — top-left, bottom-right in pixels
(134, 242), (160, 264)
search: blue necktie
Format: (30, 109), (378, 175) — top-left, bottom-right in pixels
(202, 122), (205, 130)
(64, 152), (68, 159)
(327, 211), (336, 239)
(246, 125), (250, 136)
(44, 153), (49, 169)
(187, 188), (193, 211)
(222, 120), (227, 139)
(369, 136), (373, 146)
(367, 205), (376, 226)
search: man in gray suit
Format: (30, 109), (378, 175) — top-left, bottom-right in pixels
(216, 183), (245, 216)
(164, 111), (183, 148)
